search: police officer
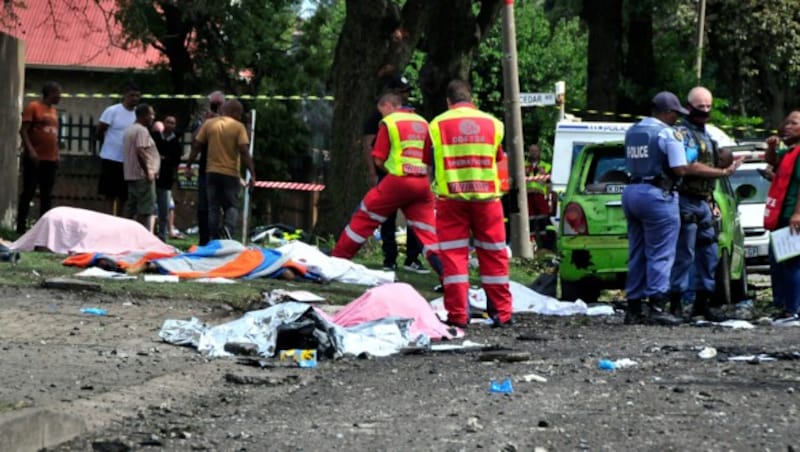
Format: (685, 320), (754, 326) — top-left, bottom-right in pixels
(668, 87), (741, 320)
(622, 91), (691, 325)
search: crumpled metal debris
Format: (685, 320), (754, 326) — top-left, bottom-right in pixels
(158, 302), (427, 359)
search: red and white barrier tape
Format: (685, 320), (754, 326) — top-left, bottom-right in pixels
(253, 181), (326, 191)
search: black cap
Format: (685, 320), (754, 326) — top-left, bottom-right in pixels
(652, 91), (689, 115)
(388, 75), (412, 92)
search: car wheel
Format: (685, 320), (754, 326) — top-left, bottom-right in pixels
(560, 278), (600, 303)
(714, 248), (731, 306)
(731, 262), (748, 303)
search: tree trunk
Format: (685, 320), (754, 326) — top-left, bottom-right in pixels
(619, 1), (655, 117)
(317, 0), (428, 236)
(418, 0), (503, 120)
(581, 0), (623, 120)
(159, 4), (195, 93)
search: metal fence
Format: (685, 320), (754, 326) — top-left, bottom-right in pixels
(57, 114), (194, 156)
(59, 113), (98, 155)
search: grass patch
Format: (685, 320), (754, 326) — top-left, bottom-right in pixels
(0, 236), (544, 310)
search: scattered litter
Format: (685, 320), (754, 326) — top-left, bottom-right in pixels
(613, 358), (638, 368)
(489, 378), (514, 394)
(265, 289), (325, 305)
(75, 267), (137, 280)
(587, 304), (615, 316)
(694, 319), (755, 329)
(521, 373), (548, 383)
(194, 277), (237, 284)
(143, 274), (180, 283)
(728, 354), (777, 363)
(429, 340), (491, 352)
(698, 347), (718, 359)
(279, 349), (318, 368)
(598, 359), (616, 371)
(478, 351), (531, 363)
(80, 307), (107, 316)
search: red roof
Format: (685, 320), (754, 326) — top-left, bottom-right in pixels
(0, 0), (162, 71)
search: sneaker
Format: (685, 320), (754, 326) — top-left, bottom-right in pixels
(382, 263), (397, 271)
(403, 260), (431, 274)
(772, 313), (800, 326)
(433, 284), (444, 293)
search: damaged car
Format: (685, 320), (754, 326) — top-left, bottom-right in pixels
(557, 142), (746, 304)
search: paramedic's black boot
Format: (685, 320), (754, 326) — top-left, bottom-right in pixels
(624, 299), (646, 325)
(690, 291), (727, 322)
(647, 295), (683, 326)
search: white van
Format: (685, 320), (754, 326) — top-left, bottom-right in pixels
(551, 118), (736, 193)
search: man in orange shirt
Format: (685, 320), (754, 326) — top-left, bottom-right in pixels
(17, 81), (61, 234)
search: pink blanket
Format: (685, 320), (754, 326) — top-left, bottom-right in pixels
(332, 282), (455, 340)
(11, 207), (174, 255)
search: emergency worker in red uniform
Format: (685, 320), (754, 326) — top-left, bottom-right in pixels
(424, 79), (512, 328)
(332, 93), (443, 276)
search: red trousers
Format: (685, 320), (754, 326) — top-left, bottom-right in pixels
(437, 197), (512, 324)
(527, 192), (549, 216)
(332, 175), (440, 267)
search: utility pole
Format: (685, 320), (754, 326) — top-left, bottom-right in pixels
(695, 0), (706, 81)
(500, 0), (533, 258)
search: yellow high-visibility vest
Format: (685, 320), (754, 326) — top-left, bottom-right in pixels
(429, 105), (504, 200)
(382, 111), (428, 176)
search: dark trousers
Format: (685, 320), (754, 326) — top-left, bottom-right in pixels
(156, 188), (170, 241)
(206, 172), (241, 240)
(17, 157), (58, 233)
(197, 171), (209, 245)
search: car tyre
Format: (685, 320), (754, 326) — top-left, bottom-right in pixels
(714, 248), (732, 306)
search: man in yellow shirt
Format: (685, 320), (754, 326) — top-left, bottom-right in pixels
(186, 100), (256, 240)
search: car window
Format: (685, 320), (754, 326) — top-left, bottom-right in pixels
(729, 167), (770, 204)
(583, 148), (629, 194)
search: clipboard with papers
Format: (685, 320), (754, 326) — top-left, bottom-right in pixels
(770, 226), (800, 263)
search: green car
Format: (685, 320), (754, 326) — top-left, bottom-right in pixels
(557, 142), (747, 304)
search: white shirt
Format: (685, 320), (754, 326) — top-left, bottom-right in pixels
(99, 103), (136, 162)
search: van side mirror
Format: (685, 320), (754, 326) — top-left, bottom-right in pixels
(735, 184), (757, 201)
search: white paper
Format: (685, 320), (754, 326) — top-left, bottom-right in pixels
(143, 274), (180, 283)
(75, 267), (137, 280)
(285, 290), (326, 302)
(770, 226), (800, 263)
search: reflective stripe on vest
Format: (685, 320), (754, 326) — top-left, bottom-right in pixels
(430, 106), (504, 200)
(382, 111), (429, 177)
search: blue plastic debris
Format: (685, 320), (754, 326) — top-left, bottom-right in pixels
(489, 378), (514, 393)
(80, 307), (107, 316)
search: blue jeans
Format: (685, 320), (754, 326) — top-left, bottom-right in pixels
(206, 172), (241, 240)
(769, 220), (800, 315)
(622, 184), (680, 300)
(670, 195), (718, 294)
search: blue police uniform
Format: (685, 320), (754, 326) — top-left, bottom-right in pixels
(622, 117), (686, 322)
(669, 118), (720, 316)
